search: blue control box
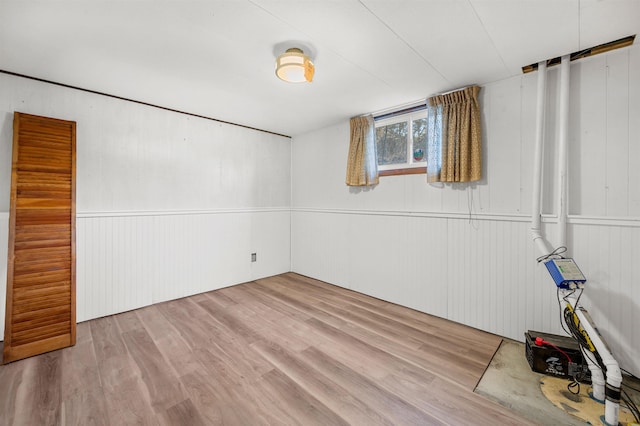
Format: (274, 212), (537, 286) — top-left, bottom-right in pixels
(544, 258), (586, 289)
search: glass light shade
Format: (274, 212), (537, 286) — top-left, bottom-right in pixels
(275, 48), (314, 83)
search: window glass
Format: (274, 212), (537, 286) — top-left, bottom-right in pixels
(412, 117), (427, 163)
(376, 122), (408, 165)
(374, 109), (427, 174)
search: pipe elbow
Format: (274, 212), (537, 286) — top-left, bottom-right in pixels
(531, 229), (552, 256)
(603, 359), (623, 386)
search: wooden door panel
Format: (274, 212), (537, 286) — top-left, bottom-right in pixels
(16, 210), (71, 226)
(3, 112), (76, 363)
(13, 272), (72, 288)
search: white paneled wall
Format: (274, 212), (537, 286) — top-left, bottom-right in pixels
(291, 44), (640, 376)
(76, 209), (290, 322)
(292, 210), (640, 375)
(291, 210), (450, 318)
(571, 221), (640, 375)
(0, 73), (291, 334)
(292, 211), (558, 336)
(1, 38), (638, 379)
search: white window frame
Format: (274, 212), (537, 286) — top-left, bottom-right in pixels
(374, 109), (427, 172)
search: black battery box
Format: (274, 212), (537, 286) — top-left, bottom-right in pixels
(525, 330), (590, 381)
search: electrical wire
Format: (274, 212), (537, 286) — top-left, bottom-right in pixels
(621, 368), (640, 391)
(579, 345), (599, 372)
(622, 388), (640, 422)
(536, 246), (568, 263)
(567, 378), (580, 395)
(533, 334), (581, 395)
(557, 288), (572, 336)
(620, 369), (640, 420)
(557, 291), (608, 398)
(564, 305), (604, 369)
(622, 368), (640, 380)
(564, 313), (601, 395)
(549, 257), (640, 421)
(572, 288), (584, 311)
(535, 337), (573, 363)
(622, 380), (640, 393)
(551, 288), (592, 395)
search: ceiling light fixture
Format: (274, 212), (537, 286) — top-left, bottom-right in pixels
(275, 48), (315, 83)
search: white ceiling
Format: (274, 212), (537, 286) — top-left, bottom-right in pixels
(0, 0), (638, 136)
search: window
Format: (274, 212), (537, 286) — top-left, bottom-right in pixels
(375, 109), (427, 176)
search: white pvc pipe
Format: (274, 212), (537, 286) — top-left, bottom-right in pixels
(557, 55), (571, 249)
(589, 361), (606, 401)
(531, 60), (553, 256)
(553, 56), (621, 425)
(563, 292), (622, 426)
(533, 54), (622, 425)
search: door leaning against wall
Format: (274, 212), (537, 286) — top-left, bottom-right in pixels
(3, 111), (76, 363)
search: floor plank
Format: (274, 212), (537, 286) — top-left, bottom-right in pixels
(16, 352), (62, 426)
(158, 398), (207, 426)
(0, 272), (537, 425)
(121, 328), (186, 412)
(298, 345), (445, 425)
(252, 340), (396, 426)
(60, 386), (108, 426)
(0, 360), (25, 425)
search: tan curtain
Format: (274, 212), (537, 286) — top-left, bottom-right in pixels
(346, 115), (379, 186)
(426, 85), (482, 183)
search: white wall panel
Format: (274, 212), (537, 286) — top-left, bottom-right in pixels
(481, 76), (523, 213)
(571, 55), (607, 216)
(0, 73), (291, 214)
(444, 217), (559, 338)
(0, 73), (292, 337)
(76, 210), (290, 322)
(291, 44), (640, 376)
(572, 222), (640, 377)
(605, 51), (630, 216)
(346, 214), (393, 298)
(76, 215), (153, 321)
(291, 211), (351, 288)
(292, 210), (449, 319)
(519, 71), (538, 216)
(249, 210), (292, 281)
(291, 210), (572, 341)
(630, 45), (640, 216)
(292, 210), (640, 375)
(402, 215), (448, 318)
(404, 173), (444, 213)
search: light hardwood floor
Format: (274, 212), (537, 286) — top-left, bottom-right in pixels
(0, 273), (536, 425)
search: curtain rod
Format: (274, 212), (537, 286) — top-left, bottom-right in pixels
(367, 98), (426, 118)
(430, 84), (476, 97)
(365, 84), (478, 121)
(374, 104), (426, 121)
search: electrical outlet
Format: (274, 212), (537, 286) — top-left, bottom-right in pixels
(251, 253), (257, 262)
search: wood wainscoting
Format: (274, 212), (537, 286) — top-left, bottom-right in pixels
(3, 112), (76, 364)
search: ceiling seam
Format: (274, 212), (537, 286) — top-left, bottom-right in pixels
(467, 0), (511, 75)
(357, 0), (450, 84)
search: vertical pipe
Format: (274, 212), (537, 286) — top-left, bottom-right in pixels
(557, 55), (570, 249)
(564, 294), (622, 426)
(531, 55), (622, 425)
(555, 57), (621, 425)
(531, 60), (553, 256)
